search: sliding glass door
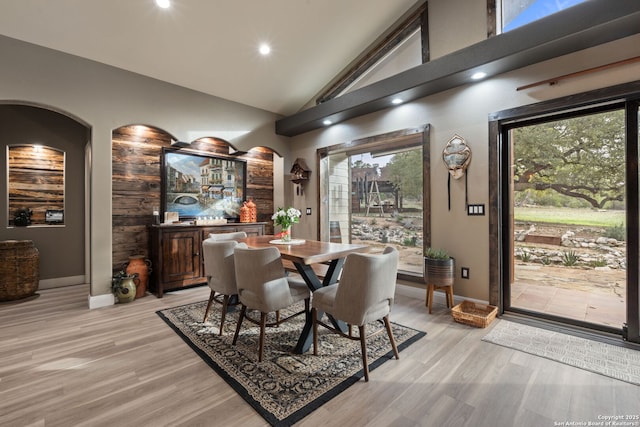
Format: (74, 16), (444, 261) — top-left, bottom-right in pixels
(507, 108), (627, 330)
(492, 87), (639, 344)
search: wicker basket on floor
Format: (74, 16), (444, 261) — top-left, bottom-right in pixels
(451, 300), (497, 328)
(0, 240), (40, 301)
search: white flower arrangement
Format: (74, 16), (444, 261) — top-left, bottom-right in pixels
(271, 207), (301, 229)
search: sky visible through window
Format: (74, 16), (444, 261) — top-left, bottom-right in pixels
(502, 0), (587, 32)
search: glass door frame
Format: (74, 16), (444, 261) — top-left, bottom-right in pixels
(488, 81), (640, 344)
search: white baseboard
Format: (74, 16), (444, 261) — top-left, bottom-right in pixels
(39, 275), (86, 289)
(88, 293), (115, 309)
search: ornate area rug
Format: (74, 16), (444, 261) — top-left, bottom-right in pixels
(483, 320), (640, 386)
(157, 300), (425, 426)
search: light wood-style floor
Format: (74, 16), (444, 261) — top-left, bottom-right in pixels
(1, 284), (639, 427)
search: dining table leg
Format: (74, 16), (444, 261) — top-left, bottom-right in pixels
(293, 258), (348, 354)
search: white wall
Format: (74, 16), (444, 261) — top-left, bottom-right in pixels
(429, 0), (487, 59)
(0, 35), (291, 305)
(287, 33), (640, 301)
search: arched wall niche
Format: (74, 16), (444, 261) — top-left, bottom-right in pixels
(111, 124), (278, 271)
(0, 102), (91, 287)
(7, 144), (65, 226)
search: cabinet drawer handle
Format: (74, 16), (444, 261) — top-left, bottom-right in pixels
(193, 252), (199, 257)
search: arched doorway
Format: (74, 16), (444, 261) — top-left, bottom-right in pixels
(0, 103), (91, 288)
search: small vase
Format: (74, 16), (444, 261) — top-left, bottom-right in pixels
(125, 255), (152, 299)
(281, 225), (292, 242)
(240, 202), (251, 223)
(116, 277), (137, 303)
(246, 197), (257, 222)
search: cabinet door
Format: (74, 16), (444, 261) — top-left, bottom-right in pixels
(161, 230), (201, 283)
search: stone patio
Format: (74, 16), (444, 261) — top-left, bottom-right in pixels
(512, 263), (626, 328)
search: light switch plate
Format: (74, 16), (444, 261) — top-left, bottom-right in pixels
(467, 204), (485, 216)
(306, 208), (312, 215)
(461, 267), (470, 279)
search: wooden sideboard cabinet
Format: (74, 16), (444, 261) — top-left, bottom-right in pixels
(148, 222), (266, 297)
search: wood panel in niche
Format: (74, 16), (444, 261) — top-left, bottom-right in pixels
(7, 145), (64, 226)
(111, 126), (275, 271)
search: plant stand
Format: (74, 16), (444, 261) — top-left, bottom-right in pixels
(425, 283), (454, 314)
(424, 256), (455, 314)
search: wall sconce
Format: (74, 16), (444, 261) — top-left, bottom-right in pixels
(290, 158), (311, 196)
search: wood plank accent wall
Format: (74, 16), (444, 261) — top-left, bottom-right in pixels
(7, 145), (64, 225)
(111, 125), (275, 271)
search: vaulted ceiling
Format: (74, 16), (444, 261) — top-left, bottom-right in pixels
(0, 0), (418, 116)
(2, 1), (639, 138)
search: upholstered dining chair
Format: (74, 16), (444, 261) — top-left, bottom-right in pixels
(205, 231), (247, 242)
(202, 239), (247, 334)
(232, 246), (311, 362)
(312, 246), (399, 381)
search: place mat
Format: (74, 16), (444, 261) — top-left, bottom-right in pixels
(269, 239), (306, 245)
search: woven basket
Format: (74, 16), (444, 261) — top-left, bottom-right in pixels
(451, 300), (497, 328)
(0, 240), (40, 301)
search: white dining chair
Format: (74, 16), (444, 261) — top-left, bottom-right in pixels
(202, 239), (247, 334)
(232, 246), (311, 362)
(311, 246), (399, 381)
(205, 231), (247, 242)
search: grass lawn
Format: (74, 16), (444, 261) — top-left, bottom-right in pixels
(514, 206), (625, 227)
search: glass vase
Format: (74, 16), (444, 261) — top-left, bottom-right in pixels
(281, 225), (291, 242)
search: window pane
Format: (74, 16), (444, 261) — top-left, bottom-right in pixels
(502, 0), (588, 33)
(510, 109), (626, 328)
(326, 147), (424, 276)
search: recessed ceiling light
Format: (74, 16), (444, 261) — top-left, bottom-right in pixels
(259, 44), (271, 55)
(323, 119), (332, 126)
(471, 71), (487, 80)
(155, 0), (171, 9)
(391, 98), (403, 105)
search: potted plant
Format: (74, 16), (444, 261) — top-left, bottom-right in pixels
(13, 207), (32, 226)
(424, 247), (455, 313)
(111, 270), (138, 303)
(424, 247), (455, 284)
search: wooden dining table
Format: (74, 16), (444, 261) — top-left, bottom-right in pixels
(240, 235), (370, 353)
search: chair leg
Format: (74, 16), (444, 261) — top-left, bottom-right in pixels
(232, 305), (247, 345)
(358, 325), (369, 381)
(219, 295), (230, 335)
(383, 315), (399, 360)
(203, 290), (215, 322)
(258, 312), (267, 362)
(312, 307), (318, 355)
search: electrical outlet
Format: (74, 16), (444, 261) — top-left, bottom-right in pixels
(461, 267), (470, 279)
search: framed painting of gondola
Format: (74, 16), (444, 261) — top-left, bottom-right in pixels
(161, 148), (246, 222)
